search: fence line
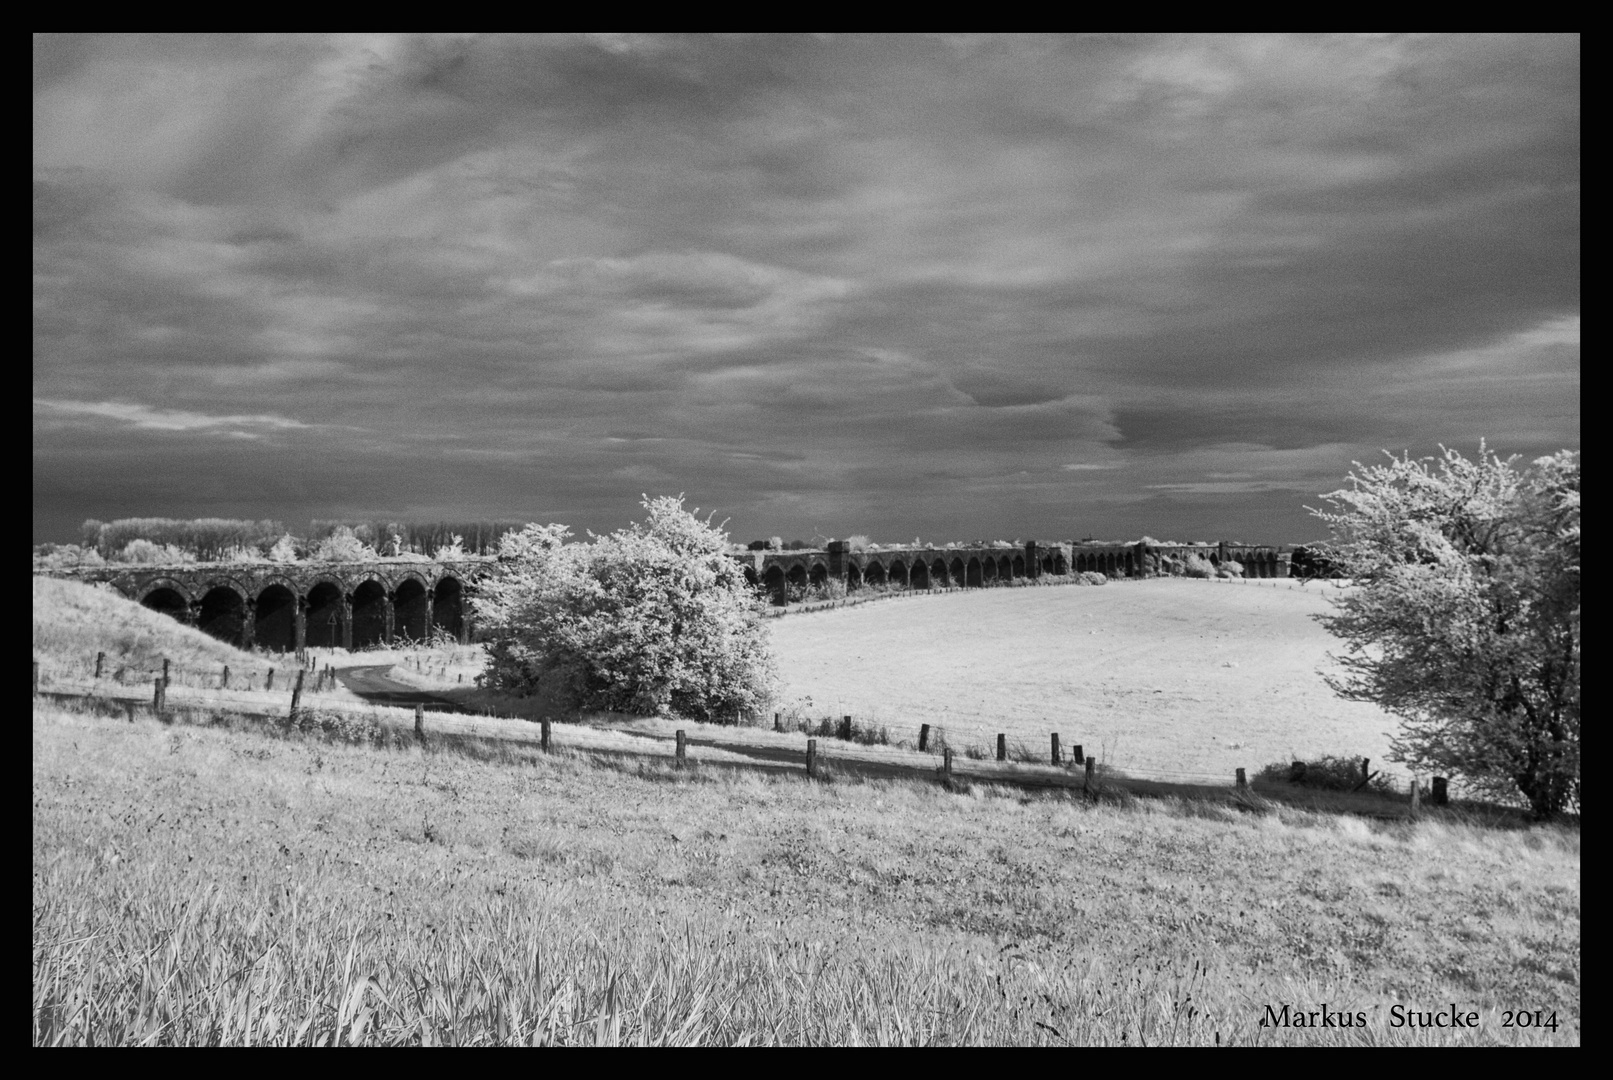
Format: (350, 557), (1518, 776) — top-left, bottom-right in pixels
(35, 663), (1448, 809)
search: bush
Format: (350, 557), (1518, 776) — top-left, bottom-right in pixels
(118, 539), (196, 565)
(1257, 755), (1395, 795)
(1216, 559), (1244, 579)
(1180, 554), (1215, 579)
(474, 496), (778, 723)
(32, 544), (105, 570)
(311, 526), (377, 562)
(1076, 571), (1107, 585)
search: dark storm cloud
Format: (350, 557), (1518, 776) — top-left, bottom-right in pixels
(33, 34), (1578, 544)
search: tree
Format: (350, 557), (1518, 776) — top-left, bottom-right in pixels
(1309, 445), (1579, 818)
(474, 496), (778, 722)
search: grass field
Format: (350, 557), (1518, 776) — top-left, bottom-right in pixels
(769, 578), (1402, 786)
(33, 700), (1579, 1045)
(32, 573), (1579, 1044)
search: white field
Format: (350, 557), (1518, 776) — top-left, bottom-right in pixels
(769, 577), (1399, 785)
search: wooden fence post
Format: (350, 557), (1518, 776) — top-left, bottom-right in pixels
(1051, 733), (1062, 765)
(221, 665), (230, 689)
(1084, 757), (1096, 796)
(1361, 758), (1370, 786)
(919, 723), (930, 752)
(1409, 775), (1421, 815)
(675, 729), (686, 764)
(774, 711), (782, 733)
(415, 704), (426, 743)
(1432, 777), (1449, 806)
(153, 676), (166, 716)
(1236, 767), (1247, 791)
(95, 651), (105, 679)
(123, 701), (136, 724)
(289, 669), (304, 720)
(162, 658), (171, 689)
(997, 733), (1007, 761)
(1072, 743), (1084, 765)
(266, 669), (274, 691)
(541, 718), (551, 753)
(806, 738), (817, 778)
(33, 661), (40, 697)
(943, 747), (953, 776)
(840, 715), (852, 741)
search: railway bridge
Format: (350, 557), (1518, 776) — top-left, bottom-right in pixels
(49, 558), (492, 652)
(43, 538), (1290, 650)
(738, 539), (1290, 601)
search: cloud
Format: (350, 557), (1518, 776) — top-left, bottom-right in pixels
(34, 397), (319, 438)
(32, 34), (1578, 545)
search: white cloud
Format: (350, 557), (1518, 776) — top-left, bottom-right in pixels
(33, 398), (317, 438)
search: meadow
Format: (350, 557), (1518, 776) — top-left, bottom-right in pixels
(33, 700), (1579, 1045)
(33, 573), (1580, 1044)
(769, 577), (1402, 787)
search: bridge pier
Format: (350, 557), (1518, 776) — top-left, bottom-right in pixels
(383, 591), (396, 645)
(241, 598), (257, 650)
(341, 595), (354, 651)
(294, 597), (308, 652)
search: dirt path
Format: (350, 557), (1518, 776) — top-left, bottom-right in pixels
(334, 665), (467, 711)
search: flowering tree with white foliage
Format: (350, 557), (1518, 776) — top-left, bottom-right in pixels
(475, 496), (777, 722)
(1310, 446), (1579, 818)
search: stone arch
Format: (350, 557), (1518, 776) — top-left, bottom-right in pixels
(305, 579), (346, 648)
(808, 561), (829, 588)
(787, 563), (808, 589)
(981, 556), (998, 583)
(911, 560), (930, 588)
(254, 582), (298, 652)
(930, 558), (948, 587)
(140, 582), (191, 623)
(1052, 551), (1068, 575)
(888, 559), (908, 586)
(966, 557), (983, 587)
(351, 578), (389, 648)
(865, 560), (887, 587)
(197, 585), (247, 647)
(845, 563), (862, 590)
(431, 575), (466, 639)
(394, 576), (430, 642)
(764, 564), (787, 604)
(949, 557), (966, 586)
(1012, 555), (1026, 578)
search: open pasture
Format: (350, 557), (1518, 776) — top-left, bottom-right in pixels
(770, 578), (1399, 784)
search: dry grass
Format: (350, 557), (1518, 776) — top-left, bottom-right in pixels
(34, 699), (1578, 1045)
(769, 577), (1405, 787)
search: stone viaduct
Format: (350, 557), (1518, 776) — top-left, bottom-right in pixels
(44, 539), (1290, 650)
(50, 558), (493, 652)
(737, 539), (1290, 602)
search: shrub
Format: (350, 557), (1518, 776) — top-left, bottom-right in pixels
(474, 496), (778, 723)
(311, 526), (377, 562)
(1076, 571), (1107, 585)
(1257, 755), (1395, 795)
(1216, 559), (1244, 579)
(118, 539), (196, 565)
(1180, 554), (1215, 579)
(32, 544), (105, 570)
(264, 534), (300, 563)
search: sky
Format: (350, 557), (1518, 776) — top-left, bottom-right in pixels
(33, 34), (1579, 547)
